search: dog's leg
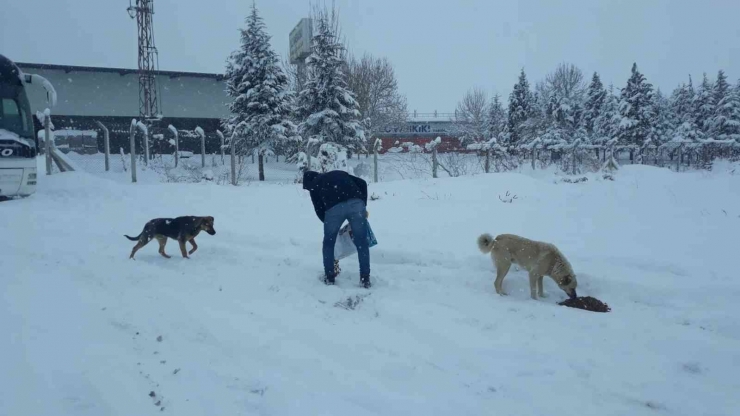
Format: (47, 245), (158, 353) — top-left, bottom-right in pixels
(156, 236), (171, 259)
(129, 238), (150, 259)
(528, 272), (539, 300)
(188, 238), (198, 255)
(493, 256), (511, 296)
(537, 275), (547, 298)
(178, 239), (189, 259)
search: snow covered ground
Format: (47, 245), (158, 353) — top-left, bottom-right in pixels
(2, 159), (740, 415)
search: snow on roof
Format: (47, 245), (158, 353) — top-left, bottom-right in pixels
(406, 112), (455, 123)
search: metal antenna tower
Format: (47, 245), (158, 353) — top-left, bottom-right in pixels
(127, 0), (161, 121)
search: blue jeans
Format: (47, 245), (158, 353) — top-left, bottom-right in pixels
(323, 198), (370, 278)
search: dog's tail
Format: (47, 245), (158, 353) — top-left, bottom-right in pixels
(477, 233), (495, 254)
(124, 232), (142, 241)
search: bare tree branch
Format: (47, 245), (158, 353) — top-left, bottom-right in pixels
(454, 87), (488, 144)
(344, 53), (408, 146)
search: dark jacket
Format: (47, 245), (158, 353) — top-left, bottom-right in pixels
(303, 170), (367, 222)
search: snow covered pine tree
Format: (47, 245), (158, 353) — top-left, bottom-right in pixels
(710, 71), (740, 142)
(593, 85), (620, 157)
(618, 63), (655, 162)
(223, 3), (299, 181)
(584, 72), (606, 139)
(507, 69), (533, 145)
(486, 94), (507, 141)
(694, 73), (716, 138)
(295, 7), (365, 173)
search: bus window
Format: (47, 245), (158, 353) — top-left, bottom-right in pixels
(0, 98), (23, 134)
(1, 98), (24, 135)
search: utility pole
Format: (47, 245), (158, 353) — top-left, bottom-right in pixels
(128, 0), (162, 162)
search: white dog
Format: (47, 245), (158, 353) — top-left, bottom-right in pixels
(477, 233), (578, 300)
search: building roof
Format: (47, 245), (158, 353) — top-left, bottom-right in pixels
(15, 62), (225, 81)
(407, 112), (455, 123)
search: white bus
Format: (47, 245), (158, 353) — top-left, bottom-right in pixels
(0, 54), (54, 200)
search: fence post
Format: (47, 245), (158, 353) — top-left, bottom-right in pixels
(129, 119), (138, 183)
(143, 126), (150, 165)
(168, 125), (179, 167)
(676, 144), (682, 172)
(531, 147), (536, 170)
(195, 126), (206, 168)
(571, 142), (578, 175)
(306, 140), (313, 173)
(230, 131), (237, 186)
(95, 121), (110, 171)
(485, 147), (491, 173)
(373, 138), (380, 183)
(44, 111), (52, 175)
(216, 130), (225, 165)
(432, 147), (438, 178)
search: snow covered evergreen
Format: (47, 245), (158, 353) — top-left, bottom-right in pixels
(485, 94), (507, 141)
(693, 73), (716, 136)
(651, 89), (675, 145)
(223, 3), (299, 181)
(671, 79), (695, 125)
(712, 70), (731, 108)
(617, 63), (655, 150)
(710, 71), (740, 141)
(507, 69), (533, 145)
(295, 7), (365, 172)
(593, 85), (620, 146)
(583, 72), (606, 137)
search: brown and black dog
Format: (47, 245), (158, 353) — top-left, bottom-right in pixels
(125, 216), (216, 259)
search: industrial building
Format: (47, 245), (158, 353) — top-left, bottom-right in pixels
(17, 62), (228, 154)
(17, 61), (460, 155)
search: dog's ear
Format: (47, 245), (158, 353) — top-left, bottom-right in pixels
(207, 216), (214, 223)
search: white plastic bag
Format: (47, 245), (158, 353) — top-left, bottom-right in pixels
(334, 222), (378, 260)
(334, 223), (357, 260)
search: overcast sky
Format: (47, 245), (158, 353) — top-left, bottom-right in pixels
(2, 0), (738, 112)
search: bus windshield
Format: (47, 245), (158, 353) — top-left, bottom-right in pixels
(0, 97), (32, 139)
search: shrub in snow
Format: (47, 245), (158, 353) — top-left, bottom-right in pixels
(498, 191), (518, 203)
(353, 162), (372, 178)
(119, 148), (128, 172)
(561, 177), (588, 184)
(602, 154), (620, 173)
(318, 143), (348, 173)
(202, 169), (214, 181)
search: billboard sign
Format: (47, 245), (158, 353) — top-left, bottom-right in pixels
(289, 18), (313, 64)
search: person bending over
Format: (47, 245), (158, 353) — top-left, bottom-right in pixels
(303, 170), (370, 288)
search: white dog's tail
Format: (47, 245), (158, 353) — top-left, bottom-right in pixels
(477, 233), (495, 254)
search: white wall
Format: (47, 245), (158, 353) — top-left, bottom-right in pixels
(19, 66), (229, 119)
